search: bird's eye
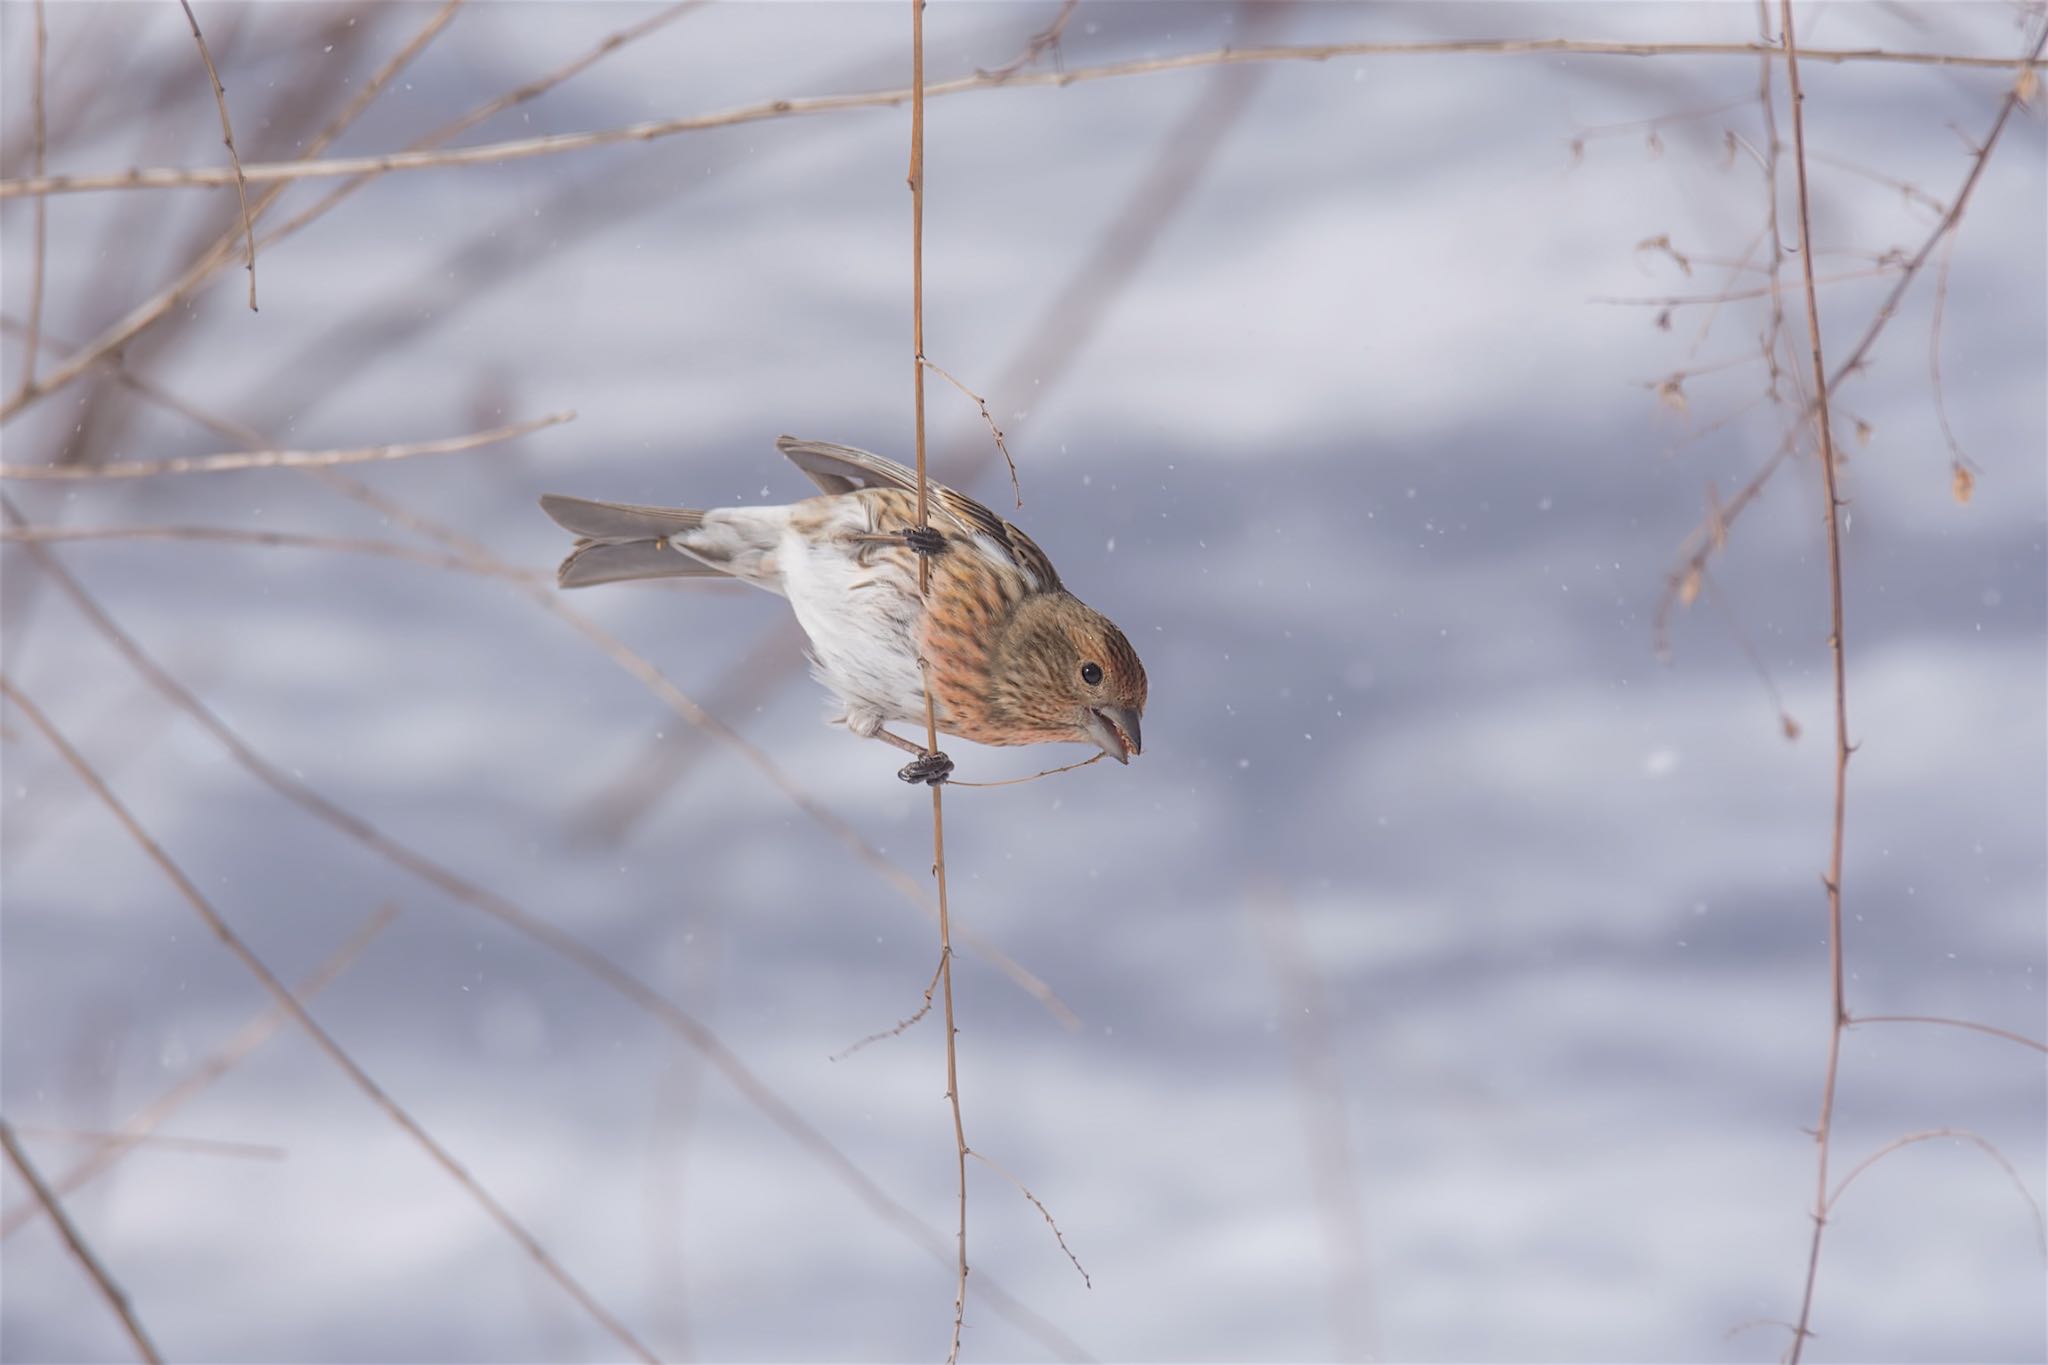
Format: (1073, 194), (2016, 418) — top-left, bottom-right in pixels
(1080, 662), (1103, 686)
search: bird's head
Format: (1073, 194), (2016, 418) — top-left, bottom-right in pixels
(987, 594), (1147, 763)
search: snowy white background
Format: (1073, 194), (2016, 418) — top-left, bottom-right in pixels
(2, 2), (2044, 1361)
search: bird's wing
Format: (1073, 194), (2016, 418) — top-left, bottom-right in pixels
(775, 436), (1060, 591)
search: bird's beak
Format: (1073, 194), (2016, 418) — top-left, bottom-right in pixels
(1082, 706), (1142, 764)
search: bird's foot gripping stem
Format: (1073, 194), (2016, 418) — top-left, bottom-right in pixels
(902, 526), (946, 556)
(897, 751), (954, 786)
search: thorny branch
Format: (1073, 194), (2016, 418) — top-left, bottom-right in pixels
(905, 1), (974, 1356)
(1777, 5), (1848, 1358)
(922, 357), (1021, 507)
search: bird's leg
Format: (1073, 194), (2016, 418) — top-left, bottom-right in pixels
(850, 529), (946, 556)
(901, 526), (946, 556)
(874, 727), (953, 786)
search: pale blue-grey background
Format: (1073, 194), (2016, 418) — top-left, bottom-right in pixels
(2, 3), (2043, 1361)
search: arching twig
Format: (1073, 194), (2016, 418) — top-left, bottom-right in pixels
(178, 0), (256, 310)
(1827, 1128), (2046, 1257)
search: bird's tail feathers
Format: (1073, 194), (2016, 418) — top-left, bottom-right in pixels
(540, 494), (705, 541)
(557, 539), (723, 589)
(541, 494), (718, 588)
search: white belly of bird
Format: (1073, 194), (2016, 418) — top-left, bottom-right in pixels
(774, 503), (928, 734)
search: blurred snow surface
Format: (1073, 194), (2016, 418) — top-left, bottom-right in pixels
(1, 3), (2043, 1361)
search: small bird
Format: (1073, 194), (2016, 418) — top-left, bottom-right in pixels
(540, 436), (1146, 785)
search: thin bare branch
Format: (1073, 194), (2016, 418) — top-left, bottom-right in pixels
(312, 2), (467, 160)
(970, 1149), (1091, 1289)
(9, 39), (2041, 201)
(1807, 148), (1948, 216)
(177, 0), (256, 310)
(978, 0), (1079, 82)
(0, 524), (549, 581)
(11, 0), (48, 401)
(948, 752), (1105, 788)
(1928, 229), (1976, 495)
(1726, 1317), (1804, 1343)
(8, 1128), (285, 1161)
(922, 357), (1020, 507)
(1827, 1128), (2046, 1256)
(1779, 7), (1852, 1357)
(1578, 95), (1755, 143)
(0, 411), (570, 480)
(0, 677), (662, 1364)
(909, 4), (973, 1355)
(1, 904), (401, 1241)
(0, 1120), (164, 1364)
(1849, 1013), (2048, 1054)
(830, 950), (948, 1062)
(1594, 264), (1905, 306)
(1701, 568), (1801, 739)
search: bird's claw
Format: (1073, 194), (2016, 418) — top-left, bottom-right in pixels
(902, 526), (946, 556)
(897, 751), (954, 786)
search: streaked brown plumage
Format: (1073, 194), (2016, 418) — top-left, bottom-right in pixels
(540, 437), (1146, 782)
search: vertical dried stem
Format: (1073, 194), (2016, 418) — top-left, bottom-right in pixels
(908, 1), (970, 1358)
(177, 0), (256, 310)
(1777, 4), (1851, 1358)
(0, 1120), (164, 1363)
(13, 0), (47, 399)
